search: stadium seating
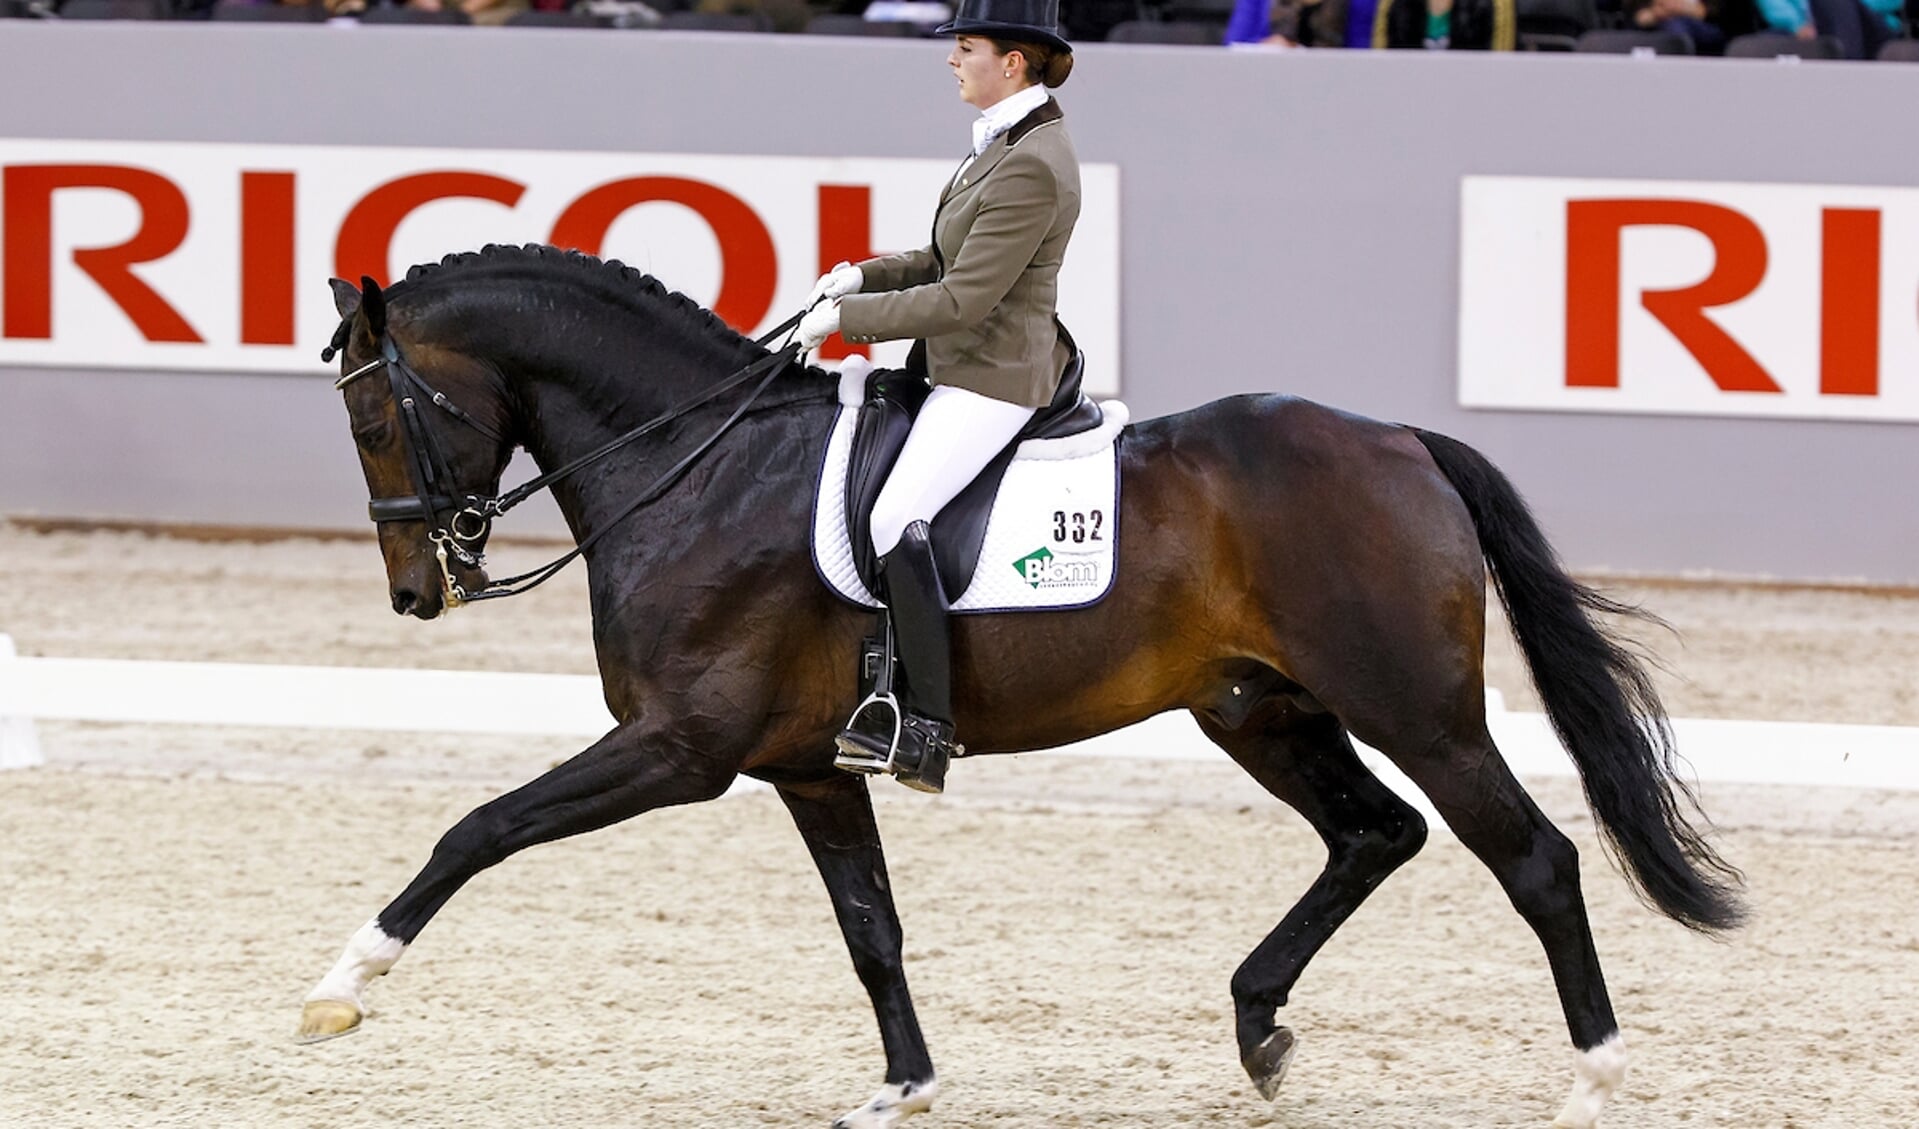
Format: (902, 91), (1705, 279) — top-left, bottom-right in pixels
(1516, 0), (1597, 50)
(659, 8), (772, 30)
(1724, 30), (1845, 57)
(504, 8), (615, 26)
(357, 5), (473, 22)
(1573, 27), (1694, 53)
(210, 1), (329, 20)
(1157, 0), (1231, 23)
(803, 12), (922, 34)
(1106, 17), (1219, 41)
(56, 0), (170, 16)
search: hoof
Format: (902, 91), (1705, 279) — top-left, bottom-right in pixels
(1242, 1027), (1298, 1101)
(833, 1079), (937, 1129)
(295, 999), (363, 1044)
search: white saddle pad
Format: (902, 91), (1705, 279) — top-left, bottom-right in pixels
(811, 360), (1128, 614)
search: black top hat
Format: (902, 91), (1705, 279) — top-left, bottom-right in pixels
(935, 0), (1072, 54)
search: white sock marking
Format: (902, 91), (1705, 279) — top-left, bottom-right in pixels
(306, 918), (406, 1010)
(1552, 1033), (1627, 1129)
(835, 1078), (938, 1129)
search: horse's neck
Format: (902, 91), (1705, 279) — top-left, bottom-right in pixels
(499, 317), (831, 543)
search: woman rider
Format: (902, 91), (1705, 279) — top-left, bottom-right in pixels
(796, 0), (1081, 795)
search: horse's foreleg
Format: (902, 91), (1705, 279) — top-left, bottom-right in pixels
(1385, 729), (1625, 1129)
(296, 724), (737, 1042)
(777, 774), (936, 1129)
(1197, 707), (1428, 1101)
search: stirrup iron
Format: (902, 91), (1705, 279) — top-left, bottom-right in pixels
(836, 609), (903, 773)
(834, 690), (905, 775)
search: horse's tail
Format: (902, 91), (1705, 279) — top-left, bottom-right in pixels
(1410, 427), (1746, 934)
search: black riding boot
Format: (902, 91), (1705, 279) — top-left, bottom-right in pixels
(834, 521), (958, 793)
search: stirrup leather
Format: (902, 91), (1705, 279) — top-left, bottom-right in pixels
(836, 521), (959, 792)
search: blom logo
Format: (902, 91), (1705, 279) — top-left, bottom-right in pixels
(1013, 546), (1100, 590)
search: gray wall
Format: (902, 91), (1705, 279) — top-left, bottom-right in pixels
(2, 24), (1916, 583)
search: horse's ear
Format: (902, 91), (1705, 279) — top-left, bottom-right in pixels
(330, 278), (361, 320)
(359, 276), (387, 337)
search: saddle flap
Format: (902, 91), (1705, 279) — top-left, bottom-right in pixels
(844, 337), (1104, 603)
(845, 370), (928, 592)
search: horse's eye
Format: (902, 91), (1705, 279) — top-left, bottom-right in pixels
(351, 418), (393, 447)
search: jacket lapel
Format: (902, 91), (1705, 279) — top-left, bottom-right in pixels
(950, 134), (1012, 199)
(939, 97), (1063, 209)
(931, 98), (1066, 254)
(936, 151), (971, 210)
(1005, 97), (1063, 147)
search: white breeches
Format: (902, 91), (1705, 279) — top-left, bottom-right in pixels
(869, 384), (1037, 557)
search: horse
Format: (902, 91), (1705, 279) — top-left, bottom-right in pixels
(299, 244), (1743, 1129)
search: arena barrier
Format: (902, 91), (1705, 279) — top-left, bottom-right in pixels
(0, 635), (41, 770)
(4, 635), (1915, 824)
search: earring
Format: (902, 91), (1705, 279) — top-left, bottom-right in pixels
(1003, 70), (1012, 77)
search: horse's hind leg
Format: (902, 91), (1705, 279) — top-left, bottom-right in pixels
(296, 722), (737, 1041)
(1197, 703), (1428, 1101)
(1382, 727), (1625, 1129)
(777, 774), (936, 1129)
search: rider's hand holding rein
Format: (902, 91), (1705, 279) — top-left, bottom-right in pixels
(808, 262), (864, 307)
(798, 300), (842, 354)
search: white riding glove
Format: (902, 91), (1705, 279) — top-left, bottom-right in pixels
(797, 299), (842, 353)
(806, 262), (864, 307)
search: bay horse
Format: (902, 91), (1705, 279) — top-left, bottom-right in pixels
(300, 245), (1742, 1129)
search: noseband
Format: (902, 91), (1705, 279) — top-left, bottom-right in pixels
(338, 337), (508, 604)
(334, 311), (806, 607)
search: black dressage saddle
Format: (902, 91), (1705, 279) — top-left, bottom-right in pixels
(844, 326), (1104, 603)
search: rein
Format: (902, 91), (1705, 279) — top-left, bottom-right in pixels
(336, 310), (806, 606)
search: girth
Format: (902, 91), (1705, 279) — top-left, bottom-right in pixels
(843, 338), (1101, 602)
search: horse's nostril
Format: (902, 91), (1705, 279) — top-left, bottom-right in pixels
(392, 588), (419, 617)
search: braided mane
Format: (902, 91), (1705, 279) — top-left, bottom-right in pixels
(391, 242), (756, 353)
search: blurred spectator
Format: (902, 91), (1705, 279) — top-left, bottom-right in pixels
(1060, 0), (1137, 40)
(1627, 0), (1728, 51)
(693, 0), (813, 31)
(180, 0), (329, 12)
(863, 0), (953, 23)
(1753, 0), (1902, 55)
(573, 0), (666, 25)
(406, 0), (530, 23)
(1373, 0), (1517, 47)
(1227, 0), (1378, 45)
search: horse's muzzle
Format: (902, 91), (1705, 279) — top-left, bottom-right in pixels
(391, 586), (435, 619)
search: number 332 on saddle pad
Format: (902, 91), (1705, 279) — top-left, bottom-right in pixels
(812, 356), (1128, 614)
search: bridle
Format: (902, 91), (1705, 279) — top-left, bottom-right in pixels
(331, 311), (806, 608)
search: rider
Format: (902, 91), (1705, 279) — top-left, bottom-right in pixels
(796, 0), (1082, 795)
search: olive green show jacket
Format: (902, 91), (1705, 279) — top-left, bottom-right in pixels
(838, 98), (1081, 409)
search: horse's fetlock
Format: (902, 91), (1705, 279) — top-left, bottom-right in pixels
(848, 944), (906, 992)
(1229, 972), (1282, 1021)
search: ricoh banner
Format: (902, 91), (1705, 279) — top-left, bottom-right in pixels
(1460, 175), (1919, 424)
(0, 139), (1121, 392)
